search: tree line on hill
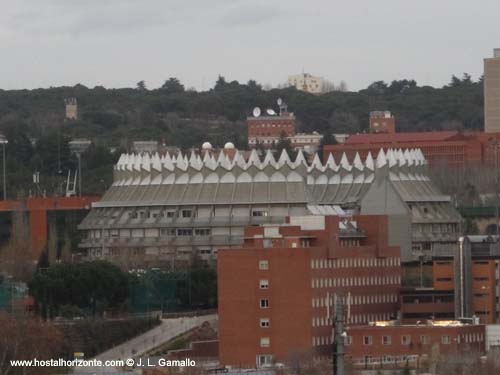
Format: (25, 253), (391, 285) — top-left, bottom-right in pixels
(0, 73), (484, 197)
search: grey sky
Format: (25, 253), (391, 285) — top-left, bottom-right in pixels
(1, 0), (499, 91)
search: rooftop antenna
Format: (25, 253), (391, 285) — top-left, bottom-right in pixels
(252, 107), (261, 117)
(332, 293), (346, 375)
(65, 170), (77, 197)
(32, 171), (44, 197)
(277, 98), (287, 116)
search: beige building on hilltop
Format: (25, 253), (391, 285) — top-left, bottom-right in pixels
(484, 49), (500, 133)
(65, 98), (78, 120)
(288, 73), (325, 94)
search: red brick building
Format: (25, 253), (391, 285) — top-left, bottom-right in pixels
(324, 131), (500, 167)
(370, 111), (396, 134)
(217, 214), (402, 368)
(247, 113), (296, 148)
(433, 258), (497, 324)
(345, 322), (485, 369)
(399, 288), (455, 324)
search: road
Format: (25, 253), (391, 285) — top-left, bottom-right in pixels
(73, 314), (217, 374)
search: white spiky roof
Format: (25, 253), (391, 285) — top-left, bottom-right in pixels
(112, 148), (429, 187)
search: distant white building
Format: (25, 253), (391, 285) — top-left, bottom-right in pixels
(333, 134), (349, 144)
(289, 132), (323, 154)
(288, 73), (325, 94)
(65, 98), (78, 120)
(133, 141), (159, 154)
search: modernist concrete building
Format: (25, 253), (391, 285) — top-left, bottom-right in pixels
(78, 146), (461, 266)
(485, 49), (500, 133)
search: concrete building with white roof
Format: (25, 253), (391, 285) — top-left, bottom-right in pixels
(78, 144), (462, 267)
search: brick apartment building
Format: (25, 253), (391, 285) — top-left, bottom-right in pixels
(218, 214), (402, 368)
(485, 49), (500, 133)
(432, 235), (500, 324)
(247, 112), (296, 148)
(247, 103), (323, 153)
(324, 130), (500, 167)
(345, 321), (485, 369)
(400, 235), (500, 325)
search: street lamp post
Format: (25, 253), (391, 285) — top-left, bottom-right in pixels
(68, 139), (91, 197)
(0, 135), (8, 200)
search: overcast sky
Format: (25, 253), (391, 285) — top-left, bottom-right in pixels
(1, 0), (499, 91)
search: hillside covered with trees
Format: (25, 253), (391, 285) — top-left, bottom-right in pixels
(0, 74), (484, 197)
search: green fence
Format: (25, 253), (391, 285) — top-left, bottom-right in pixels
(127, 270), (189, 313)
(0, 280), (28, 312)
(459, 206), (497, 218)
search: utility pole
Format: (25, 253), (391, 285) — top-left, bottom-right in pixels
(332, 294), (346, 375)
(0, 135), (8, 200)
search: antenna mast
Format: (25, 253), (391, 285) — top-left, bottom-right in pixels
(332, 294), (346, 375)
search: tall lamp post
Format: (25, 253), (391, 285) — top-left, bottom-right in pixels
(0, 135), (8, 200)
(68, 139), (91, 197)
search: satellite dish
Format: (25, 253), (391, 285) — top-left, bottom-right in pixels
(253, 107), (261, 117)
(277, 98), (283, 106)
(266, 109), (276, 116)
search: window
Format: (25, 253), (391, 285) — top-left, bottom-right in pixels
(197, 248), (212, 255)
(382, 335), (392, 345)
(260, 280), (269, 289)
(442, 335), (451, 345)
(363, 336), (372, 345)
(259, 260), (269, 270)
(260, 337), (270, 347)
(181, 209), (192, 218)
(252, 210), (268, 217)
(260, 299), (269, 308)
(257, 355), (273, 367)
(345, 336), (352, 346)
(176, 228), (193, 236)
(401, 335), (411, 345)
(260, 318), (270, 328)
(474, 277), (489, 281)
(194, 228), (211, 236)
(166, 211), (175, 218)
(161, 228), (176, 236)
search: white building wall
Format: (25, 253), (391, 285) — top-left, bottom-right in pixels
(486, 324), (500, 351)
